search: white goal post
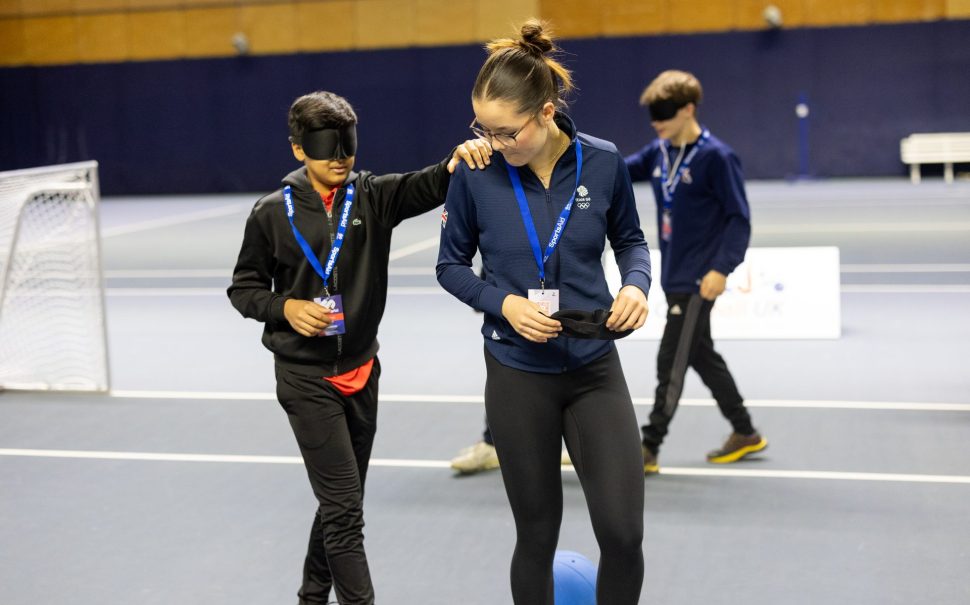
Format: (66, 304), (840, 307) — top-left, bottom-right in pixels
(0, 161), (110, 391)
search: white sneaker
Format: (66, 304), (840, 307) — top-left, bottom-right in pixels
(450, 441), (500, 474)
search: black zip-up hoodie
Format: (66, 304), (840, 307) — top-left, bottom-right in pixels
(228, 158), (449, 376)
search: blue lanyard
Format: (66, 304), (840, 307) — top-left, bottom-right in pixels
(660, 128), (710, 210)
(283, 183), (355, 296)
(506, 140), (583, 289)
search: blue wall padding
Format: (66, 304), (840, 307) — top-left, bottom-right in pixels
(1, 20), (968, 194)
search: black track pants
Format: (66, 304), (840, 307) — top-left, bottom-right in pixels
(642, 293), (755, 452)
(484, 347), (644, 605)
(275, 359), (381, 605)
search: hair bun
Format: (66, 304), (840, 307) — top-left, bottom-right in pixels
(519, 19), (554, 55)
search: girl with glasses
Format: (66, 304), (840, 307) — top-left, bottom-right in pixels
(437, 19), (651, 605)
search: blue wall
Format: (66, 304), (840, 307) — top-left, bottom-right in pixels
(1, 20), (968, 195)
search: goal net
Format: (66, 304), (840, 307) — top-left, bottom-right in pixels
(0, 161), (110, 391)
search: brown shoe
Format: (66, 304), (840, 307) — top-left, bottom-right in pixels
(706, 432), (768, 464)
(642, 444), (660, 475)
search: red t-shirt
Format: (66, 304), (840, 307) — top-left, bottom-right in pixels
(318, 187), (370, 395)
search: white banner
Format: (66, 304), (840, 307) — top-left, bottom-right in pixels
(605, 247), (841, 339)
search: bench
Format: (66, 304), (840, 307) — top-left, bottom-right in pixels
(900, 132), (970, 184)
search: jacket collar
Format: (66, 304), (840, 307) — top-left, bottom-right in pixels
(282, 166), (360, 199)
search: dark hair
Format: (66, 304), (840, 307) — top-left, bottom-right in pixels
(287, 91), (358, 143)
(640, 70), (703, 108)
(471, 19), (574, 114)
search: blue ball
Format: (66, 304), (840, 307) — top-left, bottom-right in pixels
(553, 550), (597, 605)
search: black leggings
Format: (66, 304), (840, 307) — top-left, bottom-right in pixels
(484, 347), (644, 605)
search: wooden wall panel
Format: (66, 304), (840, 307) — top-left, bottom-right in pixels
(355, 0), (415, 49)
(297, 1), (356, 51)
(0, 18), (25, 65)
(873, 0), (944, 21)
(736, 0), (807, 29)
(79, 0), (128, 12)
(474, 0), (539, 41)
(946, 0), (970, 17)
(0, 0), (21, 17)
(2, 0), (967, 67)
(77, 12), (129, 62)
(127, 10), (184, 60)
(602, 0), (669, 36)
(21, 0), (73, 16)
(415, 0), (476, 46)
(23, 16), (79, 64)
(183, 6), (236, 57)
(239, 2), (297, 54)
(802, 0), (872, 26)
(126, 0), (183, 10)
(539, 0), (604, 39)
(668, 0), (738, 33)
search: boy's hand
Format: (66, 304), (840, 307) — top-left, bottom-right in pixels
(699, 270), (727, 301)
(501, 295), (561, 343)
(448, 138), (493, 173)
(284, 299), (334, 337)
(607, 285), (649, 331)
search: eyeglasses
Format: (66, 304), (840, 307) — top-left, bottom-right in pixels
(469, 114), (536, 147)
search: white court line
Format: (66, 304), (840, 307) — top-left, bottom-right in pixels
(840, 263), (970, 273)
(841, 285), (970, 293)
(105, 269), (231, 278)
(101, 285), (970, 296)
(1, 448), (968, 485)
(388, 236), (439, 262)
(107, 390), (970, 412)
(101, 204), (249, 238)
(101, 264), (970, 279)
(753, 221), (970, 234)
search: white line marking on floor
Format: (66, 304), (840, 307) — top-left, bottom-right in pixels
(840, 263), (970, 273)
(753, 222), (970, 234)
(99, 264), (970, 279)
(2, 448), (967, 485)
(101, 204), (249, 238)
(388, 236), (439, 262)
(104, 269), (231, 278)
(101, 285), (970, 297)
(841, 285), (970, 293)
(106, 390), (970, 412)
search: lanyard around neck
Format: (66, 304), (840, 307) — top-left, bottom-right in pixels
(506, 140), (583, 289)
(660, 128), (710, 209)
(283, 183), (355, 296)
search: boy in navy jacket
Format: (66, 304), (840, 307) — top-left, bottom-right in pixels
(625, 70), (767, 473)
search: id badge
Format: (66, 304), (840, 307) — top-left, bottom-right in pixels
(312, 294), (346, 336)
(661, 209), (673, 242)
(528, 289), (560, 315)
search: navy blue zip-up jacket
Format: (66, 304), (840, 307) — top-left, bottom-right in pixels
(437, 114), (651, 374)
(625, 131), (750, 293)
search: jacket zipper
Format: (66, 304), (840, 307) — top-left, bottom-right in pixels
(542, 182), (569, 373)
(324, 193), (342, 374)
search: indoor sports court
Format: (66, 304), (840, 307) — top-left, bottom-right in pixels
(2, 2), (969, 604)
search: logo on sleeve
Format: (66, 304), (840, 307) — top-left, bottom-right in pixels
(441, 209), (448, 229)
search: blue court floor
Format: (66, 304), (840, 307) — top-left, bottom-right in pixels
(1, 178), (969, 604)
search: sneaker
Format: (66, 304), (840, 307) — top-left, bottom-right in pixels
(450, 441), (499, 474)
(706, 432), (768, 464)
(642, 445), (660, 475)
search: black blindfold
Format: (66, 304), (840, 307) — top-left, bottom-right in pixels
(647, 98), (687, 122)
(298, 124), (358, 160)
(551, 308), (634, 340)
